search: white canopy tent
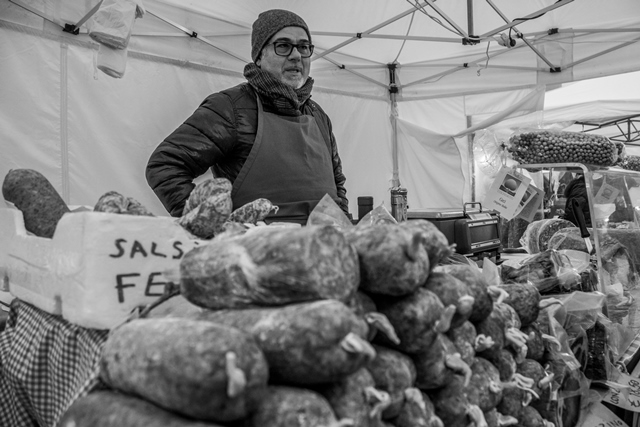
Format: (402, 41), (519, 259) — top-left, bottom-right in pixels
(2, 0), (640, 216)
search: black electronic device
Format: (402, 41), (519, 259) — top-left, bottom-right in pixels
(407, 202), (501, 255)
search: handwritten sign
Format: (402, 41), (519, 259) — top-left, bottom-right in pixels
(109, 237), (201, 303)
(482, 166), (531, 220)
(579, 402), (628, 427)
(602, 370), (640, 412)
(51, 212), (203, 329)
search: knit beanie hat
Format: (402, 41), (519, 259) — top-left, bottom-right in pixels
(251, 9), (311, 63)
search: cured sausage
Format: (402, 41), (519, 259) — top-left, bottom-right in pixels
(2, 168), (70, 237)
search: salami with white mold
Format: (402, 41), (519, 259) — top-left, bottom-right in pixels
(483, 408), (517, 427)
(521, 322), (545, 362)
(401, 219), (454, 268)
(447, 321), (477, 366)
(178, 190), (233, 239)
(424, 271), (475, 328)
(182, 177), (233, 215)
(367, 344), (417, 420)
(58, 391), (226, 427)
(519, 406), (554, 427)
(349, 291), (400, 344)
(497, 282), (541, 327)
(517, 359), (554, 399)
(373, 288), (455, 354)
(412, 333), (472, 391)
(99, 318), (268, 423)
(244, 385), (341, 427)
(228, 198), (277, 224)
(440, 264), (494, 324)
(485, 349), (517, 382)
(391, 388), (444, 427)
(192, 299), (374, 385)
(180, 225), (360, 309)
(343, 223), (430, 296)
(2, 168), (70, 238)
(430, 378), (487, 427)
(315, 367), (390, 427)
(94, 191), (154, 216)
(465, 357), (503, 412)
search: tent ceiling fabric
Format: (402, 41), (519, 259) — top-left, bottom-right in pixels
(9, 0), (640, 100)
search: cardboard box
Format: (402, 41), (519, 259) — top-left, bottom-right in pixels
(0, 208), (202, 329)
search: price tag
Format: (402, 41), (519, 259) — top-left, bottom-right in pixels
(579, 402), (628, 427)
(602, 370), (640, 412)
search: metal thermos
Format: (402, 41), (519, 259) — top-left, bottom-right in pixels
(357, 196), (374, 220)
(390, 187), (408, 222)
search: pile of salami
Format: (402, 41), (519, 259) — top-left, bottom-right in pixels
(3, 169), (594, 427)
(56, 214), (596, 427)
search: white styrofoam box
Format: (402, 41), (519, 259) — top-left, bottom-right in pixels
(0, 208), (60, 314)
(0, 208), (202, 329)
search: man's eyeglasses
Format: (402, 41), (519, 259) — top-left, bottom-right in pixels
(269, 41), (314, 58)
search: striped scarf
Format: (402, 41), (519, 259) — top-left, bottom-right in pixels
(243, 63), (314, 116)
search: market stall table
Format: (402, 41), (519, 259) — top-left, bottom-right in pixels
(0, 298), (109, 427)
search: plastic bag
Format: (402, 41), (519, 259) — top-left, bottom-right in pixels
(88, 0), (145, 49)
(307, 193), (353, 228)
(501, 212), (544, 249)
(547, 227), (591, 253)
(519, 220), (545, 253)
(540, 292), (629, 383)
(500, 249), (582, 294)
(507, 129), (619, 167)
(357, 203), (397, 226)
(97, 44), (128, 78)
(520, 218), (575, 254)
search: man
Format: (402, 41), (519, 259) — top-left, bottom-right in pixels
(563, 175), (591, 227)
(145, 9), (349, 224)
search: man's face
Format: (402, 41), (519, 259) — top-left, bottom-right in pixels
(257, 26), (311, 89)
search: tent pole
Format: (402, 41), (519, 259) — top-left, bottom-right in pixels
(145, 9), (248, 63)
(467, 116), (475, 203)
(467, 0), (474, 37)
(388, 63), (400, 188)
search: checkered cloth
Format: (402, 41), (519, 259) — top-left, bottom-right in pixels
(0, 299), (109, 427)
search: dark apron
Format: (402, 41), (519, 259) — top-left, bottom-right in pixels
(231, 97), (338, 224)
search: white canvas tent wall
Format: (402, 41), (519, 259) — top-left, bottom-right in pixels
(2, 0), (640, 217)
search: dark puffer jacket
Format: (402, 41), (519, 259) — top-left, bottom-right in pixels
(563, 176), (591, 228)
(145, 83), (349, 217)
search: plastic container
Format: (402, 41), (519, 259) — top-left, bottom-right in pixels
(357, 196), (374, 220)
(390, 187), (408, 222)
